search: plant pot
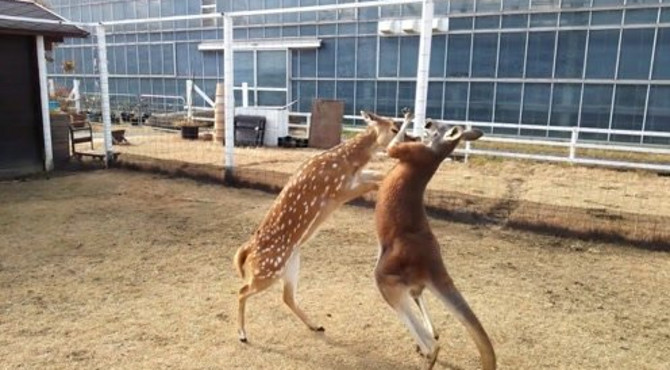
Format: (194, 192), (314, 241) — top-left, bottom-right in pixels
(181, 126), (199, 140)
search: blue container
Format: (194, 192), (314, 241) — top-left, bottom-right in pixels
(48, 100), (60, 111)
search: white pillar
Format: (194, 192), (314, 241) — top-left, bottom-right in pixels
(223, 14), (235, 176)
(412, 0), (434, 137)
(73, 79), (81, 113)
(186, 79), (193, 120)
(36, 36), (53, 172)
(242, 82), (249, 108)
(96, 25), (113, 167)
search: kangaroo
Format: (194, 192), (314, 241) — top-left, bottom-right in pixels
(374, 119), (495, 369)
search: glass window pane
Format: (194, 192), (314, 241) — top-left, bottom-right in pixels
(472, 33), (498, 77)
(469, 82), (494, 122)
(580, 84), (613, 141)
(336, 81), (355, 115)
(426, 82), (444, 119)
(444, 82), (469, 120)
(257, 51), (286, 87)
(646, 86), (670, 144)
(475, 16), (500, 29)
(526, 32), (555, 78)
(356, 37), (377, 78)
(618, 29), (654, 80)
(611, 85), (647, 142)
(398, 82), (416, 115)
(430, 35), (446, 77)
(561, 0), (590, 8)
(592, 0), (623, 6)
(560, 11), (589, 26)
(531, 0), (559, 9)
(591, 10), (622, 25)
(550, 84), (581, 131)
(498, 32), (526, 78)
(376, 81), (397, 116)
(653, 28), (670, 79)
(522, 83), (551, 126)
(337, 37), (355, 78)
(530, 13), (557, 27)
(355, 81), (375, 116)
(503, 0), (530, 10)
(257, 91), (286, 106)
(451, 0), (474, 13)
(379, 37), (399, 77)
(476, 0), (501, 12)
(446, 34), (472, 77)
(495, 83), (522, 129)
(299, 49), (316, 77)
(555, 31), (586, 78)
(399, 37), (420, 77)
(662, 8), (670, 23)
(450, 17), (473, 30)
(317, 80), (335, 99)
(585, 30), (619, 79)
(502, 14), (528, 28)
(317, 39), (335, 78)
(624, 9), (658, 25)
(298, 81), (315, 112)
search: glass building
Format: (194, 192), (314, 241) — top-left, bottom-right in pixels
(48, 0), (670, 144)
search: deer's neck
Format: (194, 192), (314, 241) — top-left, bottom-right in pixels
(338, 128), (379, 165)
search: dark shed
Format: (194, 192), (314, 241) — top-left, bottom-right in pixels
(0, 0), (87, 177)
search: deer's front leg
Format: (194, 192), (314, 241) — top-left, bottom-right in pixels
(341, 170), (382, 201)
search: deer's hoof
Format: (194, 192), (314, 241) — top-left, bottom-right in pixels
(434, 334), (440, 340)
(239, 337), (248, 343)
(314, 326), (325, 332)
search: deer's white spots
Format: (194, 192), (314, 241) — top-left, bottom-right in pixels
(332, 163), (338, 168)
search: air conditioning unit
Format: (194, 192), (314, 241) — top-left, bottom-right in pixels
(378, 20), (399, 35)
(400, 19), (419, 34)
(432, 18), (449, 33)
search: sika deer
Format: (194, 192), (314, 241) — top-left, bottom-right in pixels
(375, 119), (495, 369)
(233, 111), (409, 343)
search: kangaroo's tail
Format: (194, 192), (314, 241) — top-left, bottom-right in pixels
(430, 280), (496, 370)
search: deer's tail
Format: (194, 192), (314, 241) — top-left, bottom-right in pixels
(233, 245), (250, 279)
(429, 280), (496, 370)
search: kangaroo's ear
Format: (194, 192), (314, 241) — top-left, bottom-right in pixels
(442, 126), (464, 142)
(361, 111), (381, 126)
(462, 129), (484, 141)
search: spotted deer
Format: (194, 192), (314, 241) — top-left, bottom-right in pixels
(374, 119), (495, 369)
(233, 111), (409, 343)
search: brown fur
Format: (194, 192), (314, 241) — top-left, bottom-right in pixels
(374, 121), (496, 370)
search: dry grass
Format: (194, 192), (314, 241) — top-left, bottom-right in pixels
(0, 170), (668, 369)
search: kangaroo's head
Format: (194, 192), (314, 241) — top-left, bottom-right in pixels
(361, 111), (403, 148)
(423, 120), (483, 159)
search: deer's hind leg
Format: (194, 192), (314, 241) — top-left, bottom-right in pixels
(281, 249), (324, 332)
(376, 274), (439, 368)
(414, 295), (439, 340)
(238, 275), (276, 343)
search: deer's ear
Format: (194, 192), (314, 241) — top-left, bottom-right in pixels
(462, 129), (484, 141)
(442, 126), (463, 142)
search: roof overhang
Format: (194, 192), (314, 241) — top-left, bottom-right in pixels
(0, 0), (88, 38)
(198, 38), (322, 52)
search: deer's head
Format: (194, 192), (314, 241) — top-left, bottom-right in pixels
(361, 111), (403, 148)
(423, 120), (483, 158)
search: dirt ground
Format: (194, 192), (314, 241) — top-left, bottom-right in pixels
(0, 170), (668, 369)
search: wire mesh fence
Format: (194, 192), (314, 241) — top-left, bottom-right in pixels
(44, 3), (670, 249)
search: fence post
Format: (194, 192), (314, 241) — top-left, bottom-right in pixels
(96, 24), (113, 167)
(223, 14), (235, 179)
(37, 36), (54, 172)
(242, 82), (249, 107)
(569, 127), (578, 163)
(465, 122), (472, 164)
(186, 79), (193, 121)
(73, 79), (81, 113)
(412, 0), (434, 137)
(48, 79), (55, 98)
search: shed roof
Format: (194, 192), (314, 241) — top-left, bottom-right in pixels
(0, 0), (88, 38)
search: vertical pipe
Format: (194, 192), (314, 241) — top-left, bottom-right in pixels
(36, 36), (54, 172)
(223, 14), (235, 177)
(96, 24), (113, 167)
(413, 0), (434, 136)
(48, 79), (55, 98)
(242, 82), (249, 107)
(186, 79), (193, 120)
(73, 79), (81, 113)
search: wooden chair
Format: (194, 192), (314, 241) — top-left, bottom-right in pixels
(68, 114), (119, 161)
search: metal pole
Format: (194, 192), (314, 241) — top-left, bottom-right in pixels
(36, 36), (53, 172)
(242, 82), (249, 107)
(73, 79), (81, 113)
(413, 0), (434, 136)
(223, 14), (235, 178)
(96, 24), (113, 167)
(186, 79), (193, 120)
